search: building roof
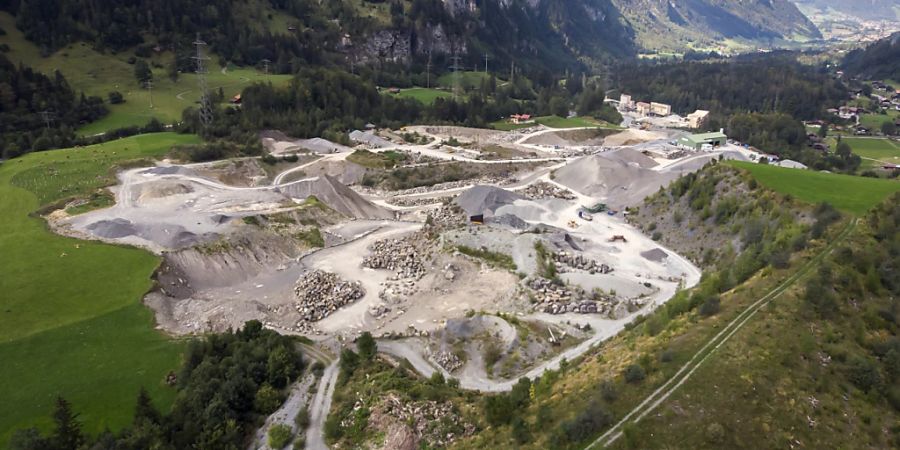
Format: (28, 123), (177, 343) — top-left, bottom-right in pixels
(679, 131), (727, 146)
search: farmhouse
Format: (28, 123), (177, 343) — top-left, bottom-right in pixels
(509, 114), (534, 124)
(678, 131), (727, 150)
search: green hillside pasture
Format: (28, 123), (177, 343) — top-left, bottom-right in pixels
(392, 87), (453, 105)
(858, 110), (899, 132)
(0, 12), (291, 135)
(0, 133), (199, 446)
(437, 70), (491, 90)
(843, 137), (900, 169)
(726, 161), (900, 216)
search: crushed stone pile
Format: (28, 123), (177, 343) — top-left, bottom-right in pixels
(294, 270), (364, 323)
(552, 152), (681, 208)
(522, 181), (576, 200)
(454, 185), (524, 217)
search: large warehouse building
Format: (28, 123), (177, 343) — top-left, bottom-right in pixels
(678, 131), (727, 150)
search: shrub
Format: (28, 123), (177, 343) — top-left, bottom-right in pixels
(624, 364), (646, 383)
(699, 295), (721, 317)
(254, 384), (283, 414)
(705, 422), (725, 443)
(651, 231), (662, 241)
(267, 423), (293, 449)
(847, 357), (882, 392)
(108, 91), (124, 104)
(356, 332), (376, 361)
(600, 380), (618, 402)
(295, 409), (310, 428)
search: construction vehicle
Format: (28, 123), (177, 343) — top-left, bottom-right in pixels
(582, 203), (608, 214)
(548, 327), (560, 346)
(578, 210), (593, 221)
(608, 235), (627, 243)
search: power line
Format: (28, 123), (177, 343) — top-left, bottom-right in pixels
(426, 50), (432, 89)
(191, 33), (213, 128)
(450, 53), (462, 100)
(483, 53), (490, 73)
(145, 80), (154, 109)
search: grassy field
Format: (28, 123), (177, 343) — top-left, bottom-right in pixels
(437, 70), (491, 90)
(0, 12), (292, 135)
(858, 110), (899, 132)
(390, 87), (453, 105)
(0, 133), (199, 446)
(842, 136), (900, 168)
(727, 161), (900, 215)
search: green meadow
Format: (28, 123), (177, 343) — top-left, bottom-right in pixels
(0, 12), (292, 136)
(0, 133), (199, 446)
(727, 161), (900, 216)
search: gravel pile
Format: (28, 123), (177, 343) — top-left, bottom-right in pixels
(552, 251), (613, 274)
(294, 270), (364, 322)
(522, 181), (576, 200)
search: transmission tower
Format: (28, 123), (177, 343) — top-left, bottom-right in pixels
(38, 110), (56, 129)
(426, 50), (432, 89)
(450, 54), (462, 100)
(260, 58), (271, 78)
(192, 33), (213, 128)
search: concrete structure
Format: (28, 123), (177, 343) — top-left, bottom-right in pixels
(635, 102), (650, 116)
(650, 102), (672, 116)
(686, 110), (709, 129)
(620, 94), (633, 110)
(678, 131), (727, 150)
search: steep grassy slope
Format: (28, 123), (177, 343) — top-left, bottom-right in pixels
(726, 161), (900, 216)
(610, 194), (900, 449)
(0, 133), (198, 446)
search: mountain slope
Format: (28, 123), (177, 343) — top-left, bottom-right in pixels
(613, 0), (822, 51)
(794, 0), (900, 21)
(842, 32), (900, 81)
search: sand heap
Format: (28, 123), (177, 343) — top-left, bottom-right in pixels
(454, 185), (524, 217)
(553, 150), (680, 208)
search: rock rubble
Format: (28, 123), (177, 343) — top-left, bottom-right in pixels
(293, 270), (364, 323)
(522, 181), (576, 200)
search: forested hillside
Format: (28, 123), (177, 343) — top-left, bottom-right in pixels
(842, 33), (900, 81)
(0, 54), (106, 158)
(615, 54), (846, 121)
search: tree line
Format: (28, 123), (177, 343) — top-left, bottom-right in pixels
(0, 54), (107, 159)
(9, 321), (304, 450)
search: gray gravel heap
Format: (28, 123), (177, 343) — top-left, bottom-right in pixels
(363, 236), (428, 280)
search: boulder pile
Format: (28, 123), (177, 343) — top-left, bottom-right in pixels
(294, 270), (364, 322)
(527, 277), (641, 317)
(363, 237), (427, 280)
(387, 196), (452, 207)
(374, 394), (475, 448)
(434, 350), (463, 372)
(523, 181), (576, 200)
(552, 250), (612, 274)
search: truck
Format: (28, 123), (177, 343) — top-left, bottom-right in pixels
(578, 210), (593, 221)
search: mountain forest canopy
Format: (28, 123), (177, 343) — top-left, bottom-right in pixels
(0, 53), (106, 158)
